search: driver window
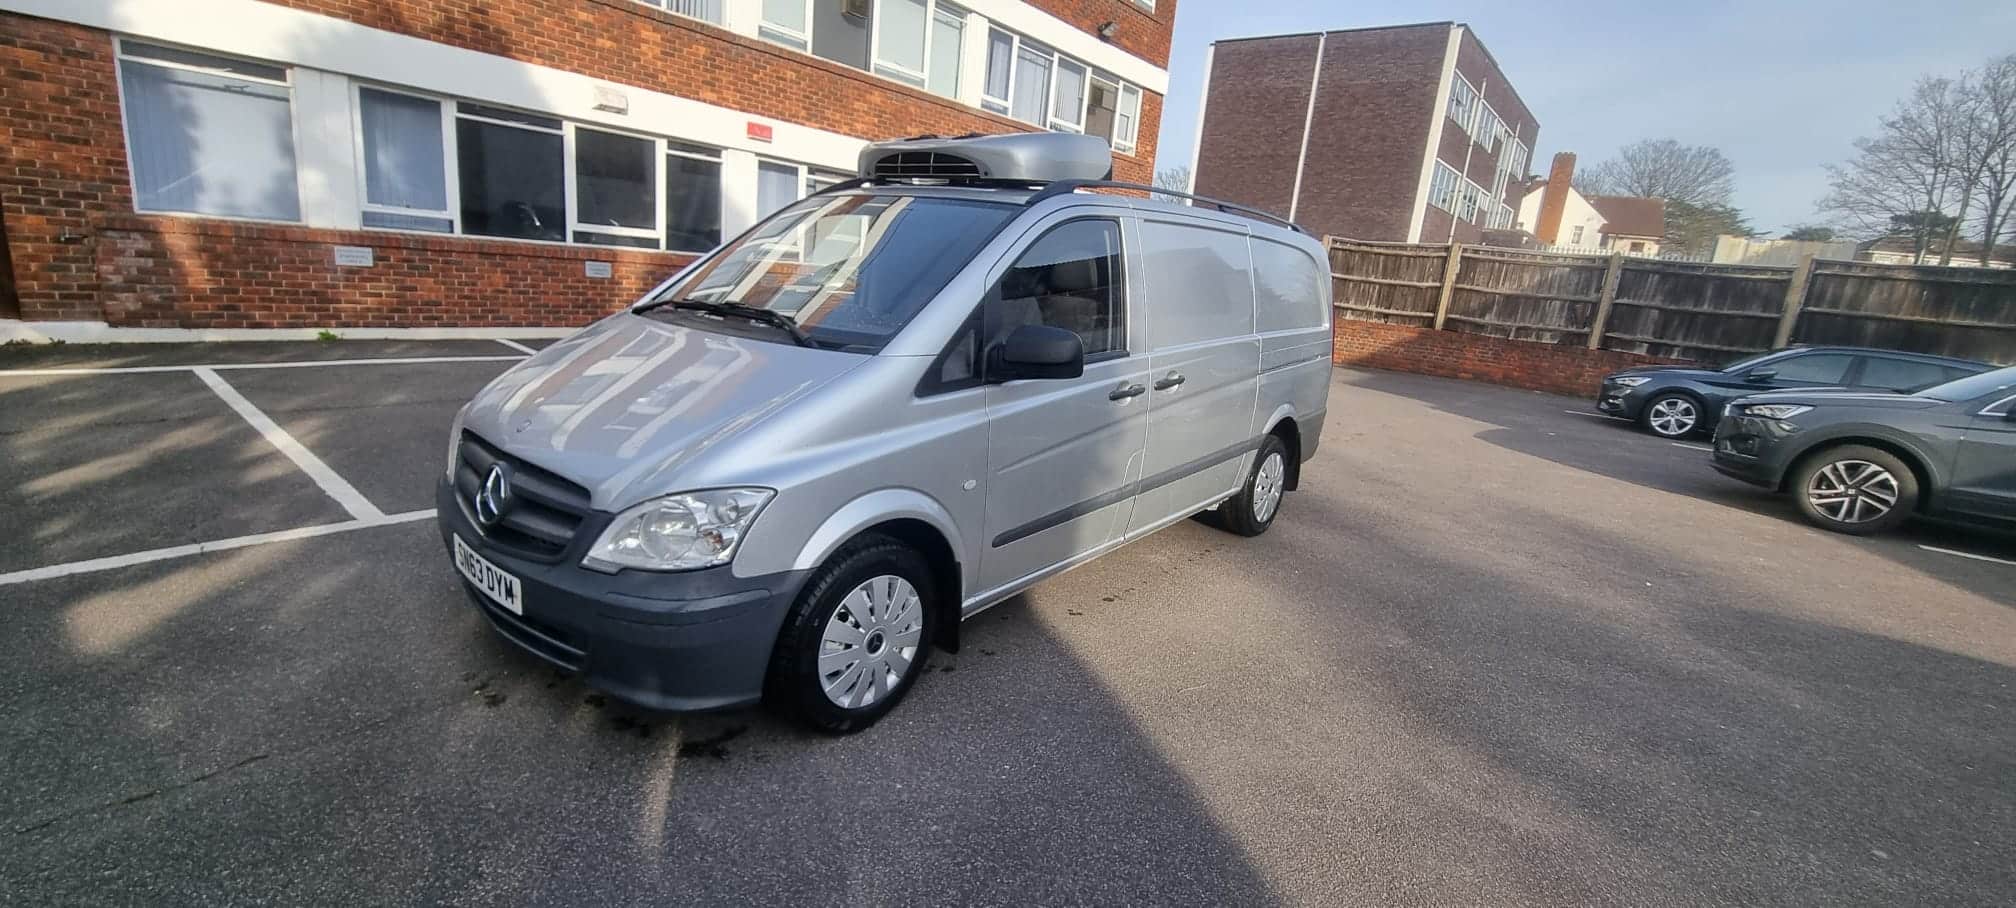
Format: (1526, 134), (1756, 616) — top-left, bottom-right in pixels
(1770, 353), (1853, 385)
(987, 219), (1127, 359)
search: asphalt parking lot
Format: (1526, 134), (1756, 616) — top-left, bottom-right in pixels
(3, 341), (2012, 905)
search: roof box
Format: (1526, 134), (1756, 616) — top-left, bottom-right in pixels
(857, 133), (1113, 183)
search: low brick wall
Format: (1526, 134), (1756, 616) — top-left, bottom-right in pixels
(1331, 316), (1682, 398)
(94, 216), (691, 329)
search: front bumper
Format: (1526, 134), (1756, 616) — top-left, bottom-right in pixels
(435, 478), (810, 712)
(1709, 412), (1800, 488)
(1594, 381), (1648, 419)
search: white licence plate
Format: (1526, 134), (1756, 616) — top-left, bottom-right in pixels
(454, 534), (523, 615)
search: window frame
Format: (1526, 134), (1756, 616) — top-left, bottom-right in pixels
(1475, 101), (1500, 153)
(1048, 56), (1090, 133)
(1854, 355), (1961, 393)
(1769, 352), (1857, 385)
(989, 215), (1131, 368)
(351, 82), (460, 234)
(1428, 161), (1461, 214)
(1115, 83), (1142, 154)
(1447, 73), (1478, 135)
(566, 121), (668, 248)
(631, 0), (726, 25)
(663, 141), (726, 254)
(113, 38), (307, 226)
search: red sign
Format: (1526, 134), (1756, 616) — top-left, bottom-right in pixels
(746, 122), (774, 143)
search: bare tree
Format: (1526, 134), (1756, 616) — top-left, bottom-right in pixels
(1817, 77), (1971, 263)
(1154, 166), (1192, 192)
(1967, 54), (2016, 263)
(1575, 139), (1736, 206)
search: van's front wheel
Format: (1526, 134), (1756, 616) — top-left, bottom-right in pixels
(767, 534), (936, 734)
(1216, 435), (1291, 537)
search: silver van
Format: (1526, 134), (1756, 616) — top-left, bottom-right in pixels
(438, 133), (1332, 732)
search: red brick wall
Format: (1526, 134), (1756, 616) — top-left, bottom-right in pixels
(1191, 34), (1323, 220)
(97, 216), (683, 329)
(0, 3), (1169, 327)
(1431, 26), (1540, 245)
(1331, 316), (1678, 398)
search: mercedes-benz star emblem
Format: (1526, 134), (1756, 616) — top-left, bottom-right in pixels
(475, 463), (513, 526)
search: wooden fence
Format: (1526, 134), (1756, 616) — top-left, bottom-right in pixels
(1327, 239), (2016, 365)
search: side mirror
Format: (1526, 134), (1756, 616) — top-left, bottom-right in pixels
(1745, 368), (1779, 383)
(989, 324), (1084, 382)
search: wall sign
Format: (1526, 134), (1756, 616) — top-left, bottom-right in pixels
(584, 261), (613, 279)
(333, 245), (374, 267)
(746, 121), (774, 143)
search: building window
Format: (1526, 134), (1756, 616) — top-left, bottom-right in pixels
(1457, 181), (1485, 224)
(765, 0), (965, 101)
(1050, 57), (1088, 132)
(1011, 41), (1054, 125)
(982, 28), (1014, 113)
(1571, 225), (1585, 245)
(757, 160), (803, 221)
(1086, 75), (1120, 145)
(1475, 103), (1500, 153)
(572, 126), (660, 248)
(456, 104), (567, 242)
(634, 0), (724, 23)
(1115, 84), (1142, 153)
(1447, 74), (1477, 135)
(806, 167), (853, 196)
(358, 87), (452, 232)
(117, 41), (301, 222)
(1429, 161), (1461, 213)
(1629, 241), (1646, 254)
(666, 143), (722, 252)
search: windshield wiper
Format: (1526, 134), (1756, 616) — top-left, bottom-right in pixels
(652, 298), (817, 349)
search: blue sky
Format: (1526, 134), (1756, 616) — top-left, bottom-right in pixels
(1152, 0), (2016, 235)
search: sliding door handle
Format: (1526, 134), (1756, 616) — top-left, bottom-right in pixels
(1153, 372), (1186, 391)
(1108, 383), (1147, 401)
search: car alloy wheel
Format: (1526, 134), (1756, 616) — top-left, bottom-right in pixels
(1646, 396), (1699, 437)
(1805, 459), (1900, 525)
(817, 574), (925, 709)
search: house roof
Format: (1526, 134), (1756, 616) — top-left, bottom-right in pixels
(1587, 195), (1665, 239)
(1506, 177), (1546, 203)
(1856, 236), (2016, 264)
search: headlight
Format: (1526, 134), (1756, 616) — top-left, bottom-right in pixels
(1612, 376), (1652, 387)
(1743, 404), (1812, 419)
(582, 488), (774, 573)
(444, 406), (467, 479)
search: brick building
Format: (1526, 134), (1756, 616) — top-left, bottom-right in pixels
(0, 0), (1172, 332)
(1190, 22), (1536, 245)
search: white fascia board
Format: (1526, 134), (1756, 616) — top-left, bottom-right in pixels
(3, 0), (864, 171)
(1404, 24), (1462, 244)
(959, 0), (1168, 93)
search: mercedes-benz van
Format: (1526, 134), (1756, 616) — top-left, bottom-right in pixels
(438, 133), (1332, 732)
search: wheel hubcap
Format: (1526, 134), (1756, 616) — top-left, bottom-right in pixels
(1648, 398), (1698, 436)
(1253, 452), (1286, 522)
(1807, 459), (1899, 524)
(818, 575), (923, 709)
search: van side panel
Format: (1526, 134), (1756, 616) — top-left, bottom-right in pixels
(1126, 217), (1262, 535)
(1252, 236), (1334, 459)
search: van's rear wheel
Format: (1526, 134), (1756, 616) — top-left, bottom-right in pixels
(1216, 435), (1290, 537)
(767, 534), (936, 734)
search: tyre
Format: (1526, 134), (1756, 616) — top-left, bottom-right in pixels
(1790, 445), (1917, 535)
(1640, 393), (1703, 438)
(1216, 434), (1291, 537)
(766, 534), (936, 734)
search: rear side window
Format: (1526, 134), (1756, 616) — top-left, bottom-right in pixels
(988, 219), (1127, 358)
(1771, 354), (1853, 384)
(1253, 239), (1326, 332)
(1140, 221), (1256, 349)
(1857, 357), (1963, 393)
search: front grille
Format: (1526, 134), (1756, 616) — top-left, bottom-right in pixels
(456, 431), (593, 562)
(869, 150), (983, 179)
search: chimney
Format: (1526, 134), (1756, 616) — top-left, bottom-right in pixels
(1535, 152), (1575, 245)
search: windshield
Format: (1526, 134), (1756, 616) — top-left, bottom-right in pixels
(645, 193), (1017, 351)
(1915, 365), (2016, 402)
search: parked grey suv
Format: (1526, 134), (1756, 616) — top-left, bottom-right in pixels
(1597, 346), (1991, 438)
(1712, 365), (2016, 534)
(436, 134), (1333, 732)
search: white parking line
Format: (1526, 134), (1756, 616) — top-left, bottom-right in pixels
(0, 510), (436, 587)
(1918, 545), (2016, 567)
(0, 354), (524, 377)
(195, 368), (385, 521)
(493, 338), (540, 355)
(1670, 442), (1714, 452)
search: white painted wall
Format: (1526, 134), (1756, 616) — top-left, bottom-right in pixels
(1514, 183), (1605, 248)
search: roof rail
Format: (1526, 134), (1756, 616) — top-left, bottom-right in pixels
(1031, 180), (1307, 234)
(806, 175), (1307, 235)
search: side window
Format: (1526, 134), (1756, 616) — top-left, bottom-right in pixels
(989, 219), (1127, 358)
(1857, 357), (1956, 393)
(1771, 353), (1853, 385)
(1253, 239), (1325, 332)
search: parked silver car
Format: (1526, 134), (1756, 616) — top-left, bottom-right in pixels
(438, 134), (1333, 732)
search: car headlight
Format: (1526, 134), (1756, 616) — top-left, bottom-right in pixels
(582, 488), (775, 573)
(1743, 404), (1812, 419)
(1612, 376), (1652, 387)
(444, 406), (468, 480)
